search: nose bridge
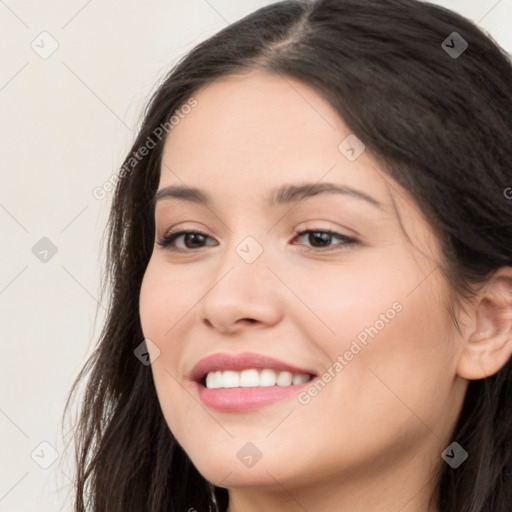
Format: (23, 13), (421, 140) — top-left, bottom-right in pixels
(234, 233), (266, 266)
(211, 231), (269, 296)
(198, 228), (280, 328)
(216, 208), (270, 274)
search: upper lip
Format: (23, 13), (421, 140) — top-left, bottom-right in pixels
(190, 352), (317, 383)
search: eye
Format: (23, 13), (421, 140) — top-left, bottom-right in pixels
(157, 230), (216, 251)
(291, 229), (358, 251)
(156, 228), (358, 252)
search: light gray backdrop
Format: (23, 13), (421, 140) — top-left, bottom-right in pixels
(1, 1), (511, 510)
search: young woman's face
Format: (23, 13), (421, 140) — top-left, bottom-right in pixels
(139, 70), (467, 502)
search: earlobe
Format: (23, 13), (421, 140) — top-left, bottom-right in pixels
(456, 267), (512, 380)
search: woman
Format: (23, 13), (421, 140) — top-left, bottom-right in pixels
(65, 0), (512, 510)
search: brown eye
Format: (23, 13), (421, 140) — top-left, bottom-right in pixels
(292, 229), (357, 251)
(157, 230), (216, 250)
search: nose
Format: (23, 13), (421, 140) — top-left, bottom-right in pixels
(198, 236), (283, 334)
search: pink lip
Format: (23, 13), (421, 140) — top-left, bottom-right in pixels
(189, 352), (317, 412)
(194, 380), (313, 412)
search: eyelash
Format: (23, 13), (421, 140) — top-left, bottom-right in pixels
(156, 228), (358, 253)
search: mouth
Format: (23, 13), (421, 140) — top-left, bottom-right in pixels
(190, 352), (318, 412)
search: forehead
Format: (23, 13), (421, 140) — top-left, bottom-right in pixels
(159, 69), (389, 205)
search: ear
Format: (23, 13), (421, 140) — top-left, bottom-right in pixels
(456, 267), (512, 380)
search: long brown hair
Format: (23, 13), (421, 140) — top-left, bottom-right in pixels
(64, 1), (512, 510)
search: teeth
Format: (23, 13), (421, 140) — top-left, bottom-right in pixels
(223, 370), (239, 388)
(292, 373), (310, 385)
(240, 369), (260, 387)
(260, 369), (276, 387)
(204, 369), (312, 389)
(276, 371), (293, 386)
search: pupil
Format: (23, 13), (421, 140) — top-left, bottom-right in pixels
(186, 233), (205, 248)
(310, 232), (330, 247)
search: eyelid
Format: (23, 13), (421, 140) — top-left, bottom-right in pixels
(294, 219), (359, 238)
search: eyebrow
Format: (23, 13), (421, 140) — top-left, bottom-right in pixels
(153, 182), (383, 209)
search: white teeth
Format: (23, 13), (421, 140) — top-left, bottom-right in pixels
(204, 369), (312, 389)
(205, 372), (216, 389)
(292, 373), (310, 385)
(276, 371), (293, 386)
(240, 369), (260, 387)
(223, 370), (239, 388)
(259, 369), (276, 387)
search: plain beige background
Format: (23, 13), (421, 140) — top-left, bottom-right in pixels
(0, 1), (511, 510)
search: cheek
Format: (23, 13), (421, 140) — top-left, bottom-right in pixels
(280, 251), (420, 352)
(139, 258), (201, 340)
(139, 263), (191, 442)
(292, 251), (456, 417)
(330, 272), (455, 432)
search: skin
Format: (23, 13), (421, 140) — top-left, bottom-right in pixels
(138, 69), (512, 512)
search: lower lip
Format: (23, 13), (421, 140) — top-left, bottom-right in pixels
(194, 380), (313, 412)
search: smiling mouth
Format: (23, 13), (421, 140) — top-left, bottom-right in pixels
(200, 369), (316, 389)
